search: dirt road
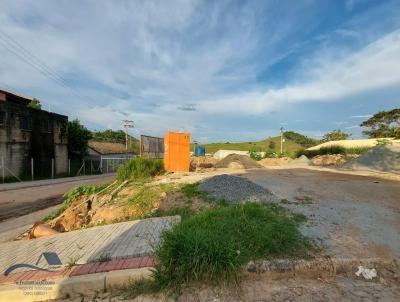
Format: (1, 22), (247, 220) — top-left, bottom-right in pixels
(0, 174), (115, 222)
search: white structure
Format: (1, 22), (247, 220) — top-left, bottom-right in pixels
(213, 149), (265, 160)
(307, 138), (400, 150)
(86, 141), (134, 173)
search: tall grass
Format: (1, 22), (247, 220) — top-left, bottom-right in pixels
(296, 145), (370, 158)
(116, 158), (164, 181)
(152, 203), (310, 290)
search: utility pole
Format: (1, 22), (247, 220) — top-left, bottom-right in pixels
(122, 120), (134, 159)
(280, 127), (284, 154)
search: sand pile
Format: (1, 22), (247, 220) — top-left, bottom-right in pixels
(286, 155), (313, 167)
(312, 154), (347, 166)
(259, 157), (292, 167)
(342, 144), (400, 172)
(190, 156), (218, 171)
(214, 154), (262, 169)
(198, 174), (276, 203)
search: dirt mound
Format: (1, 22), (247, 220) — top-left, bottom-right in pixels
(198, 174), (276, 203)
(215, 154), (262, 169)
(259, 157), (292, 167)
(190, 156), (218, 171)
(342, 144), (400, 172)
(286, 155), (313, 167)
(312, 154), (347, 166)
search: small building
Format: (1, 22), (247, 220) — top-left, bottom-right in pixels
(87, 140), (133, 173)
(0, 89), (68, 178)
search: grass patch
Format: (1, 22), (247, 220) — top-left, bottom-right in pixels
(151, 203), (310, 291)
(126, 186), (161, 218)
(149, 207), (194, 222)
(116, 158), (164, 182)
(296, 145), (371, 158)
(180, 183), (205, 199)
(43, 184), (109, 222)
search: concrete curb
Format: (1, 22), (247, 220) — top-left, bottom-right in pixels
(246, 257), (399, 277)
(0, 267), (152, 302)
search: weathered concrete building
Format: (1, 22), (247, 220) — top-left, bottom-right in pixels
(0, 89), (68, 178)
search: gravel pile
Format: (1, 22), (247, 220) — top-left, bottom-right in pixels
(198, 174), (277, 203)
(286, 155), (313, 167)
(342, 143), (400, 172)
(214, 154), (262, 169)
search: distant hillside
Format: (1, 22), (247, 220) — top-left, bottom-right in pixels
(194, 136), (303, 154)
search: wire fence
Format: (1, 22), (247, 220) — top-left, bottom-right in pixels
(0, 157), (130, 183)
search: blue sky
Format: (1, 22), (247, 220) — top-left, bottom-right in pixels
(0, 0), (399, 142)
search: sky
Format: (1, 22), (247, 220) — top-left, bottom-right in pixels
(0, 0), (399, 143)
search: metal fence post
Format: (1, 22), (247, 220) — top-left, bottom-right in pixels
(1, 157), (4, 183)
(51, 158), (54, 178)
(31, 158), (34, 181)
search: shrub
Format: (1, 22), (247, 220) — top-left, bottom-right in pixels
(249, 150), (262, 161)
(153, 203), (309, 289)
(116, 158), (164, 181)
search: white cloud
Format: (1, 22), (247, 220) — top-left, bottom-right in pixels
(350, 115), (372, 118)
(198, 29), (400, 115)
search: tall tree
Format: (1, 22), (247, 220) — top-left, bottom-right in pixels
(27, 98), (42, 110)
(360, 109), (400, 139)
(68, 119), (92, 159)
(322, 130), (350, 142)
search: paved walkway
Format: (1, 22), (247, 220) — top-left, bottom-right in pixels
(0, 216), (180, 274)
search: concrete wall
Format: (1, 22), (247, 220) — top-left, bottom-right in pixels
(0, 100), (68, 178)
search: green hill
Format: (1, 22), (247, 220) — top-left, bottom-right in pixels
(193, 136), (303, 155)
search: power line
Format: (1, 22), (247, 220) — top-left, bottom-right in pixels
(0, 29), (97, 106)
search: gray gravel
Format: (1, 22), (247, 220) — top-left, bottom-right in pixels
(198, 174), (277, 203)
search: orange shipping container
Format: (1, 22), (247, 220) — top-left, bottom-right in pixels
(164, 132), (190, 172)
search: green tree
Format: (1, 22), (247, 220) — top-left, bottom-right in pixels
(27, 98), (42, 110)
(360, 109), (400, 139)
(283, 131), (320, 148)
(68, 119), (92, 159)
(268, 140), (276, 150)
(322, 130), (350, 142)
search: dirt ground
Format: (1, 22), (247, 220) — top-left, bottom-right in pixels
(243, 168), (400, 259)
(56, 271), (400, 302)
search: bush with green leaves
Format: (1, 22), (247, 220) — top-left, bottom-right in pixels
(152, 203), (309, 289)
(249, 150), (262, 161)
(116, 158), (164, 181)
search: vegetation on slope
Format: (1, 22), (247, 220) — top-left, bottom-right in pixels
(116, 158), (164, 181)
(126, 202), (310, 296)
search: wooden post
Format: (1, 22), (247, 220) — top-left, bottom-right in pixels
(68, 159), (71, 176)
(51, 158), (54, 178)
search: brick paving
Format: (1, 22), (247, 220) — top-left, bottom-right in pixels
(0, 255), (155, 285)
(0, 216), (179, 275)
